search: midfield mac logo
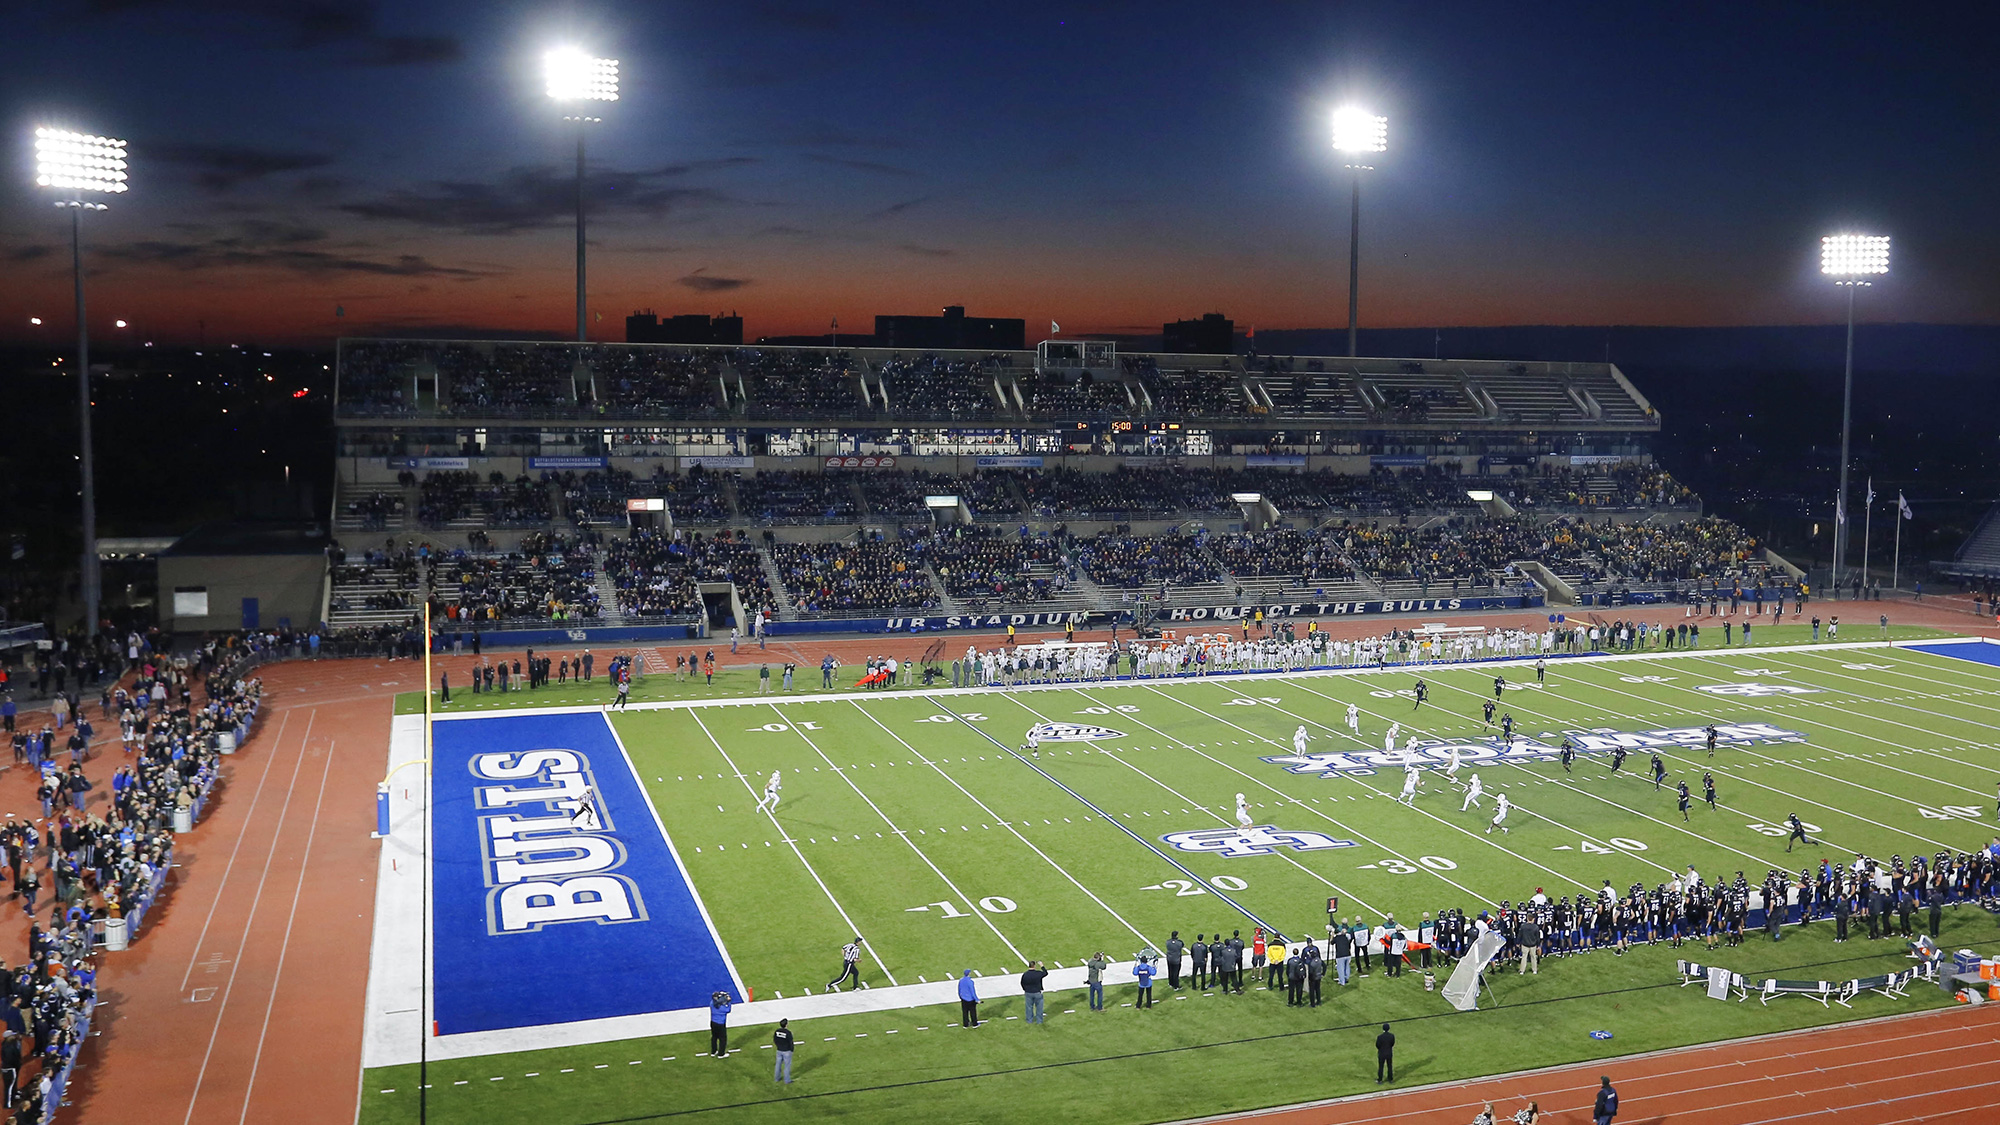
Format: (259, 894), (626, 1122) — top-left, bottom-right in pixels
(471, 748), (648, 935)
(1260, 721), (1807, 777)
(1028, 721), (1125, 742)
(1163, 825), (1358, 858)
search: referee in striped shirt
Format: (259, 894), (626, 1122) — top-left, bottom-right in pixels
(828, 937), (864, 991)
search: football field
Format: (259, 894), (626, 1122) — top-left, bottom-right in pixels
(361, 630), (2000, 1124)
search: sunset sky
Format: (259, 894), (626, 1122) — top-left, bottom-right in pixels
(4, 2), (1997, 346)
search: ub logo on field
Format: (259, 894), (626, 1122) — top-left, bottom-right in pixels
(1162, 825), (1357, 858)
(1696, 682), (1819, 697)
(1027, 721), (1125, 742)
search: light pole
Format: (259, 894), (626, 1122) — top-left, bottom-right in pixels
(1331, 106), (1386, 358)
(1819, 233), (1889, 595)
(34, 126), (128, 636)
(544, 48), (619, 343)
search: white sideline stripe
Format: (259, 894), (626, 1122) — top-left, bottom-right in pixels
(361, 714), (433, 1070)
(599, 713), (748, 1001)
(386, 962), (1121, 1064)
(421, 637), (1984, 723)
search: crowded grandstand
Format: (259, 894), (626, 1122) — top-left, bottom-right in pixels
(319, 338), (1780, 636)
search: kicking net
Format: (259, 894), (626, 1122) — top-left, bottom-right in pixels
(1442, 929), (1506, 1012)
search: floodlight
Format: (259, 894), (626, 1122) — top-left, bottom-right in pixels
(114, 319), (127, 328)
(29, 317), (41, 326)
(545, 49), (620, 101)
(1820, 234), (1889, 277)
(34, 128), (129, 194)
(1331, 107), (1387, 154)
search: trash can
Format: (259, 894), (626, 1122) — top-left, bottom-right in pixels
(1423, 971), (1436, 992)
(217, 730), (237, 754)
(174, 806), (194, 833)
(103, 917), (129, 951)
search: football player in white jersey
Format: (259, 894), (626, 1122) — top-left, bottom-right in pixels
(1235, 792), (1254, 829)
(1461, 772), (1485, 812)
(1488, 792), (1512, 834)
(754, 769), (783, 812)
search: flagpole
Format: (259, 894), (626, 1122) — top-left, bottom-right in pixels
(1862, 482), (1872, 590)
(1892, 508), (1902, 591)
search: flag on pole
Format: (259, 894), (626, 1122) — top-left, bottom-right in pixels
(1835, 498), (1845, 525)
(1899, 492), (1914, 520)
(1051, 320), (1061, 334)
(831, 316), (838, 330)
(1866, 478), (1876, 505)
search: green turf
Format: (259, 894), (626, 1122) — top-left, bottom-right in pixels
(360, 924), (1970, 1125)
(367, 629), (2000, 1124)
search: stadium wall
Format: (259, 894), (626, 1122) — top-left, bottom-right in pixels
(159, 554), (326, 632)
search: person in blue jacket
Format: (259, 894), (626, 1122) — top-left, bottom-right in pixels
(708, 991), (732, 1057)
(958, 970), (979, 1027)
(1132, 959), (1155, 1008)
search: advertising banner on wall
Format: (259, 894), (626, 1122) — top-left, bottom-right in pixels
(528, 456), (610, 470)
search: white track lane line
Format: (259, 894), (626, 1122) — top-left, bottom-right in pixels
(237, 736), (338, 1123)
(176, 708), (299, 993)
(182, 707), (318, 1125)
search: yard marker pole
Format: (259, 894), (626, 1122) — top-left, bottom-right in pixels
(421, 602), (432, 1125)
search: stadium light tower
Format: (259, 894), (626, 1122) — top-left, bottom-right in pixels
(545, 48), (619, 342)
(1820, 233), (1889, 594)
(34, 126), (128, 636)
(1331, 106), (1386, 358)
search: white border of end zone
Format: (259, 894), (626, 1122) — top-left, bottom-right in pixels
(362, 635), (1990, 1068)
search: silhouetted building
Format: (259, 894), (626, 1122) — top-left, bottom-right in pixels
(1163, 313), (1235, 355)
(626, 311), (743, 346)
(875, 306), (1023, 351)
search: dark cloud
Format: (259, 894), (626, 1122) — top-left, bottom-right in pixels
(768, 123), (910, 150)
(806, 154), (919, 178)
(341, 161), (754, 234)
(85, 0), (461, 66)
(898, 243), (954, 258)
(866, 196), (929, 220)
(5, 245), (55, 263)
(677, 269), (751, 293)
(151, 143), (336, 192)
(98, 238), (493, 279)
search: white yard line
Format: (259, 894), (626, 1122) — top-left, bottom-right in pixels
(687, 710), (899, 986)
(1546, 665), (1965, 851)
(600, 714), (749, 1001)
(1288, 675), (1784, 876)
(979, 691), (1367, 920)
(762, 702), (1029, 966)
(847, 701), (1156, 949)
(1133, 683), (1591, 896)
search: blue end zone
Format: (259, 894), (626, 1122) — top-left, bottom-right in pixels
(431, 712), (736, 1035)
(1903, 640), (2000, 668)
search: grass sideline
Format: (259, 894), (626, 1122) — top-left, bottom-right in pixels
(360, 927), (1966, 1125)
(393, 622), (1956, 715)
(367, 626), (2000, 1124)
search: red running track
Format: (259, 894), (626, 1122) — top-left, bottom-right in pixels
(1189, 1006), (2000, 1125)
